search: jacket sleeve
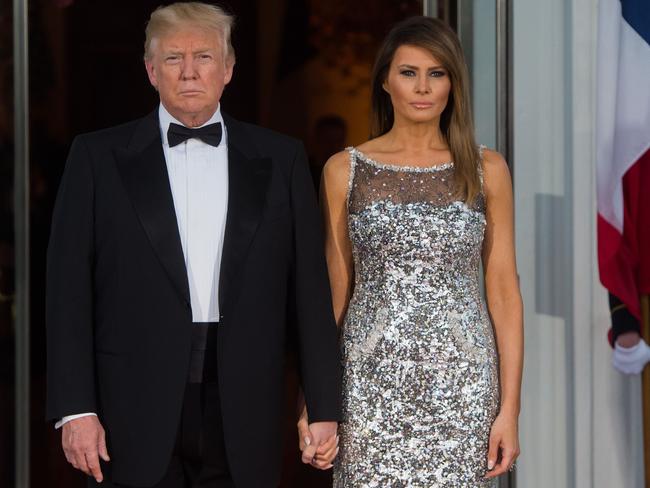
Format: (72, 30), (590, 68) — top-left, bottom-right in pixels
(46, 136), (97, 421)
(289, 141), (342, 422)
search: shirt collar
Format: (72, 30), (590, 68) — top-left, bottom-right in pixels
(158, 103), (226, 147)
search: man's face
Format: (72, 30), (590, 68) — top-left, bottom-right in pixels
(145, 27), (234, 127)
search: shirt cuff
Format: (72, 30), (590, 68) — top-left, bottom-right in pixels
(55, 412), (97, 429)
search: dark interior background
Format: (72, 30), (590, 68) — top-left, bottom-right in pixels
(0, 0), (424, 486)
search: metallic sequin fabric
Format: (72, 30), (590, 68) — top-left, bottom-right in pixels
(333, 147), (499, 488)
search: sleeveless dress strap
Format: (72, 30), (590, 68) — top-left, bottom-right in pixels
(477, 144), (487, 188)
(346, 146), (358, 208)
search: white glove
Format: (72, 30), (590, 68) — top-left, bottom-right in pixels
(613, 338), (650, 375)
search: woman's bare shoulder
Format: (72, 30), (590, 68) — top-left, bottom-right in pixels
(481, 148), (512, 196)
(321, 150), (353, 195)
(323, 149), (351, 173)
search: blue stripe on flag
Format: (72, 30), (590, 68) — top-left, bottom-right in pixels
(621, 0), (650, 45)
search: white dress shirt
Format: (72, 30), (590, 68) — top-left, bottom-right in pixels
(56, 103), (229, 428)
(159, 102), (229, 323)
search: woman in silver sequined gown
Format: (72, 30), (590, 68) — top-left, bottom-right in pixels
(303, 16), (523, 487)
(333, 145), (500, 487)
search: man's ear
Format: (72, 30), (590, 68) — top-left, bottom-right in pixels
(223, 58), (235, 86)
(145, 59), (159, 90)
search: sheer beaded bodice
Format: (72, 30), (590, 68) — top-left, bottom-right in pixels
(347, 148), (485, 213)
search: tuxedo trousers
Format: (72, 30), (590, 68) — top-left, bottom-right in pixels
(89, 324), (234, 488)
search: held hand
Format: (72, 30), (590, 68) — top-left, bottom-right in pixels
(298, 407), (338, 470)
(485, 411), (519, 479)
(314, 429), (339, 469)
(62, 416), (110, 482)
(302, 421), (338, 470)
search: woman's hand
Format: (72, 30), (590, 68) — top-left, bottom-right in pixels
(484, 410), (520, 479)
(297, 405), (339, 469)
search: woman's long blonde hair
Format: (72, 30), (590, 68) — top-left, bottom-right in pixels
(371, 16), (481, 204)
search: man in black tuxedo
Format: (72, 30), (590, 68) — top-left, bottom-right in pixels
(46, 3), (340, 487)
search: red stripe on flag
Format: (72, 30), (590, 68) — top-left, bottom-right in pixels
(598, 214), (641, 320)
(598, 147), (650, 325)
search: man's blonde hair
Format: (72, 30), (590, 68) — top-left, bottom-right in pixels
(144, 2), (235, 63)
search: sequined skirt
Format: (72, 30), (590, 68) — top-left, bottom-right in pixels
(334, 300), (499, 487)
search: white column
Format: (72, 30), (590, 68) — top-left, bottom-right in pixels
(513, 0), (571, 484)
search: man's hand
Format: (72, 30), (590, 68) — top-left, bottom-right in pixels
(613, 334), (650, 375)
(62, 415), (110, 482)
(297, 405), (311, 451)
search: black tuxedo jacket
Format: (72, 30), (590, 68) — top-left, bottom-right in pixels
(46, 110), (341, 487)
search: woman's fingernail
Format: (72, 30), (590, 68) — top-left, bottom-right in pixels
(487, 460), (495, 470)
(304, 437), (311, 446)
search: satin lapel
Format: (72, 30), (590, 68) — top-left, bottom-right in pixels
(114, 112), (191, 307)
(219, 119), (272, 314)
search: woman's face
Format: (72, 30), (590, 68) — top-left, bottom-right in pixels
(383, 44), (452, 125)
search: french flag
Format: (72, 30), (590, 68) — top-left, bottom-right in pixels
(597, 0), (650, 344)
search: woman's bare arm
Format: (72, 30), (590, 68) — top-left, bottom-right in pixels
(320, 151), (354, 327)
(481, 149), (523, 478)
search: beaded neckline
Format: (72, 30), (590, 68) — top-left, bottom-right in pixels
(350, 147), (454, 173)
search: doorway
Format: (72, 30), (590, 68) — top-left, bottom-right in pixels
(5, 0), (515, 486)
